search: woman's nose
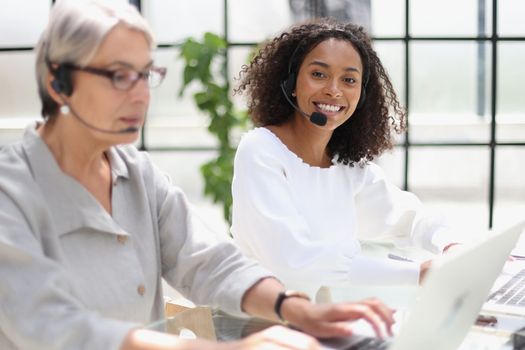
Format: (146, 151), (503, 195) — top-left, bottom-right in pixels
(323, 80), (343, 98)
(129, 78), (150, 103)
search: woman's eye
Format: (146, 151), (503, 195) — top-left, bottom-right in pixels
(312, 71), (325, 78)
(344, 77), (356, 84)
(113, 70), (131, 83)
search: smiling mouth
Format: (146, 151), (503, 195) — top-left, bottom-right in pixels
(314, 102), (346, 113)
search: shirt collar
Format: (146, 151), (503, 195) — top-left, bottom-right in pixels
(106, 145), (129, 184)
(21, 122), (129, 237)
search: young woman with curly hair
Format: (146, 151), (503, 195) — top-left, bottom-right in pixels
(231, 18), (458, 300)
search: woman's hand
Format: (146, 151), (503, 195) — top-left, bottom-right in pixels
(122, 327), (320, 350)
(227, 325), (320, 350)
(279, 297), (395, 340)
(443, 243), (461, 253)
(419, 260), (432, 284)
(419, 242), (464, 284)
(420, 243), (463, 283)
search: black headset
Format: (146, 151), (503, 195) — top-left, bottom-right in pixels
(281, 35), (370, 110)
(49, 62), (74, 96)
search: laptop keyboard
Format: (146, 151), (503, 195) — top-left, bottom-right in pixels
(488, 268), (525, 306)
(344, 336), (391, 350)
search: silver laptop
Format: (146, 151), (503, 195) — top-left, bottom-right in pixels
(483, 222), (525, 316)
(322, 220), (525, 350)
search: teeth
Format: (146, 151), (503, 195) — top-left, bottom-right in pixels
(317, 103), (342, 112)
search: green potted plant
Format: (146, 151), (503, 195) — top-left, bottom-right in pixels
(178, 32), (249, 225)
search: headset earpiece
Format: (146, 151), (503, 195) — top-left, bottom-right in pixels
(282, 72), (297, 98)
(356, 66), (369, 110)
(51, 79), (62, 94)
(281, 42), (302, 99)
(50, 64), (73, 96)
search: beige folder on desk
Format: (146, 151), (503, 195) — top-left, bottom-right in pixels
(164, 301), (216, 341)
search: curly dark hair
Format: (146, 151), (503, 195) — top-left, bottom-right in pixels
(235, 18), (406, 166)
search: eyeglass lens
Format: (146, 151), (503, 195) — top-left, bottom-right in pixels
(112, 68), (165, 90)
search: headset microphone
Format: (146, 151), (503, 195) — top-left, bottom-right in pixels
(309, 111), (328, 126)
(60, 103), (139, 134)
(280, 83), (328, 126)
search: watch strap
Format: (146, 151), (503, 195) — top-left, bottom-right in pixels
(274, 290), (311, 322)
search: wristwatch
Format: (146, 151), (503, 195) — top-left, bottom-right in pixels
(274, 290), (311, 323)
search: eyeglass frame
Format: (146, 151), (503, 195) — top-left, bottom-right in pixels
(54, 62), (167, 91)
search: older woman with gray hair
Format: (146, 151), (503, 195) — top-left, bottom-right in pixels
(0, 1), (395, 349)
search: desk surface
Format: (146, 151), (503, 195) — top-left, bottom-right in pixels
(147, 308), (523, 349)
(150, 245), (525, 348)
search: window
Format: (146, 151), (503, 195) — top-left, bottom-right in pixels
(1, 0), (523, 230)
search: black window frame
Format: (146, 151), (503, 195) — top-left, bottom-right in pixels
(2, 0), (523, 229)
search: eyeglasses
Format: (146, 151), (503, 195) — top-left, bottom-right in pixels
(62, 63), (167, 90)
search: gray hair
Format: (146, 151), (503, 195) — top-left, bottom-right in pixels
(35, 0), (155, 119)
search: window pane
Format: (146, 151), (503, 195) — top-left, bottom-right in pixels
(0, 52), (40, 118)
(0, 52), (41, 145)
(228, 46), (253, 116)
(143, 0), (223, 45)
(149, 151), (228, 235)
(228, 0), (292, 42)
(409, 147), (490, 232)
(409, 41), (491, 143)
(499, 0), (525, 36)
(228, 46), (254, 82)
(0, 0), (51, 47)
(146, 48), (215, 149)
(374, 41), (405, 104)
(289, 0), (372, 31)
(410, 0), (491, 37)
(150, 151), (212, 201)
(376, 147), (405, 188)
(495, 147), (525, 228)
(497, 42), (525, 142)
(371, 0), (405, 37)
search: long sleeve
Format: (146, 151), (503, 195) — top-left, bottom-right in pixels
(152, 163), (272, 316)
(0, 187), (136, 350)
(231, 129), (420, 297)
(353, 162), (457, 254)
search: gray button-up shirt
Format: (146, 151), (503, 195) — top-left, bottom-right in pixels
(0, 124), (271, 350)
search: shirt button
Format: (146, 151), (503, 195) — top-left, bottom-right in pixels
(137, 284), (146, 296)
(117, 235), (128, 244)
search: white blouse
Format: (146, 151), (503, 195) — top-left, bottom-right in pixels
(231, 127), (455, 297)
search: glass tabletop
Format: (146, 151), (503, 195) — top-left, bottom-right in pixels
(147, 309), (277, 341)
(146, 307), (520, 349)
